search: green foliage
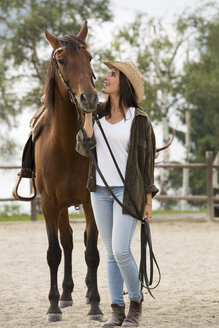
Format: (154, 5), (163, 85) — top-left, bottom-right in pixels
(0, 209), (207, 222)
(181, 14), (219, 195)
(0, 204), (21, 217)
(156, 163), (183, 209)
(0, 214), (32, 222)
(0, 210), (85, 222)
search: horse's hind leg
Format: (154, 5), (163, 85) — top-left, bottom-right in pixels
(83, 200), (103, 322)
(42, 198), (62, 323)
(59, 208), (74, 308)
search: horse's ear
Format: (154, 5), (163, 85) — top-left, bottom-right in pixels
(44, 29), (60, 49)
(77, 21), (88, 41)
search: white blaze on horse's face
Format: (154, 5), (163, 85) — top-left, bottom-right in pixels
(45, 22), (98, 113)
(102, 68), (120, 97)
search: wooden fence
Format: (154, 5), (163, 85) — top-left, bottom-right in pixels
(155, 151), (219, 220)
(1, 151), (219, 221)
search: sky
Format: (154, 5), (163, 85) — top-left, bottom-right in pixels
(112, 0), (199, 18)
(93, 0), (205, 43)
(1, 0), (217, 211)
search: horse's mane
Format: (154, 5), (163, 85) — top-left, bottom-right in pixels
(44, 35), (87, 112)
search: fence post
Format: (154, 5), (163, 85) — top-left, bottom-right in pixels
(206, 151), (214, 221)
(30, 180), (37, 221)
(31, 198), (37, 221)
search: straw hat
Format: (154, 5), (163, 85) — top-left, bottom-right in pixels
(103, 60), (144, 104)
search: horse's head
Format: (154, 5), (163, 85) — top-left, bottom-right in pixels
(45, 22), (98, 113)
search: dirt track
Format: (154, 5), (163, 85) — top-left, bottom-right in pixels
(0, 219), (218, 328)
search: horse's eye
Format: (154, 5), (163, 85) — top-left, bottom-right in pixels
(89, 56), (92, 62)
(57, 59), (64, 65)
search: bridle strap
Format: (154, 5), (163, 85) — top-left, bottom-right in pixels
(52, 47), (96, 105)
(52, 49), (78, 105)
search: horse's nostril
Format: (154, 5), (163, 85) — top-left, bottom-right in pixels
(80, 93), (87, 103)
(80, 92), (98, 109)
(93, 93), (98, 104)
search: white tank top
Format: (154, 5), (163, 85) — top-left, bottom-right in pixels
(94, 107), (135, 186)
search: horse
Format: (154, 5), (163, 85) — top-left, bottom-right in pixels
(34, 22), (102, 323)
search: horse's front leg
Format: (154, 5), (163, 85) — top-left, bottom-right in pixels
(42, 198), (62, 323)
(59, 208), (74, 308)
(83, 200), (103, 322)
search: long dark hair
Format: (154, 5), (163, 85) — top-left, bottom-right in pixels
(97, 71), (139, 119)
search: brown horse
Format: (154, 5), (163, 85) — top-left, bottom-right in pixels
(34, 22), (102, 322)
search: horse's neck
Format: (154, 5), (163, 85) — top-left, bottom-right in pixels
(51, 97), (80, 141)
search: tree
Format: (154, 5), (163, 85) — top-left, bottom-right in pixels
(0, 0), (112, 155)
(182, 16), (219, 199)
(181, 41), (191, 210)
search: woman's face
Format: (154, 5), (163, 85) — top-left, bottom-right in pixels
(102, 68), (120, 96)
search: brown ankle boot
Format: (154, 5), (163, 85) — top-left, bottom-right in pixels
(121, 300), (142, 327)
(101, 304), (126, 327)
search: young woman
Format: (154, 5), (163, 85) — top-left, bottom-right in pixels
(76, 60), (158, 327)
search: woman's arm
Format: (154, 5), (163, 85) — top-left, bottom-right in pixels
(141, 119), (159, 223)
(142, 193), (152, 223)
(75, 113), (96, 157)
(142, 119), (159, 197)
(84, 113), (94, 138)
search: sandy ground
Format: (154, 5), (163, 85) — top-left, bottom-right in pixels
(0, 218), (218, 328)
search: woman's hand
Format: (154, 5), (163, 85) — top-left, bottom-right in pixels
(142, 193), (152, 223)
(142, 204), (152, 223)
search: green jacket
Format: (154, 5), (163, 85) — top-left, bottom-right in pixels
(76, 107), (159, 219)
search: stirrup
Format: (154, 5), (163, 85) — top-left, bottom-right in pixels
(12, 172), (37, 201)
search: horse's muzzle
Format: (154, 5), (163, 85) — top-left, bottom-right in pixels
(79, 92), (98, 113)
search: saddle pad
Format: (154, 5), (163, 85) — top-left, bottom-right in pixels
(30, 105), (47, 142)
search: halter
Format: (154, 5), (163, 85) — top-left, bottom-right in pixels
(52, 47), (96, 106)
(52, 47), (78, 104)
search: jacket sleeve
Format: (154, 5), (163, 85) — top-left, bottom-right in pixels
(143, 119), (159, 197)
(75, 129), (96, 157)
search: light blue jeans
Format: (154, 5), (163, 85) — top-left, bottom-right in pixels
(91, 185), (141, 306)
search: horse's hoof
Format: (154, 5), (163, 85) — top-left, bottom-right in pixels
(59, 300), (73, 308)
(46, 313), (62, 323)
(87, 314), (104, 322)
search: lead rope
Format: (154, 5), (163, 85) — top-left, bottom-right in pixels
(77, 110), (161, 298)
